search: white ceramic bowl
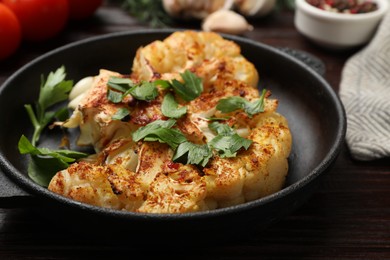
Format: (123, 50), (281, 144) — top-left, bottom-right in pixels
(294, 0), (389, 49)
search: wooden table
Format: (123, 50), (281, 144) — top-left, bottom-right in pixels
(1, 2), (389, 259)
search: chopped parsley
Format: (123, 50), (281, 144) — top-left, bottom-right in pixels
(132, 119), (187, 150)
(208, 121), (236, 136)
(124, 81), (159, 101)
(112, 107), (130, 120)
(107, 77), (158, 103)
(133, 119), (253, 166)
(173, 142), (212, 167)
(216, 89), (267, 117)
(208, 122), (252, 158)
(107, 70), (203, 104)
(161, 92), (187, 118)
(171, 70), (203, 101)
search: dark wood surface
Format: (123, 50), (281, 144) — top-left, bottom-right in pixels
(1, 2), (390, 259)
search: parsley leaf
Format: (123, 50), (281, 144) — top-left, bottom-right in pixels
(107, 77), (158, 102)
(25, 66), (73, 145)
(153, 79), (172, 89)
(18, 135), (88, 187)
(28, 155), (69, 187)
(124, 81), (159, 101)
(38, 66), (73, 111)
(216, 96), (246, 113)
(18, 135), (87, 162)
(107, 89), (123, 103)
(209, 121), (236, 136)
(208, 122), (252, 158)
(245, 89), (267, 116)
(132, 119), (176, 140)
(161, 92), (187, 118)
(143, 128), (187, 150)
(107, 77), (134, 92)
(173, 141), (212, 167)
(209, 134), (252, 158)
(216, 89), (267, 117)
(171, 70), (203, 101)
(112, 108), (130, 120)
(132, 119), (186, 150)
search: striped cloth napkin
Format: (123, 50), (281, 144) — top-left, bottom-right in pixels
(339, 11), (390, 161)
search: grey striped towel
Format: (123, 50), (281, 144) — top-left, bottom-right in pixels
(339, 11), (390, 161)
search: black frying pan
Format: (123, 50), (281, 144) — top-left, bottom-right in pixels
(0, 29), (346, 243)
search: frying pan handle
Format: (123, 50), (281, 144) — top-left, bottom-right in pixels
(279, 47), (326, 76)
(0, 168), (34, 207)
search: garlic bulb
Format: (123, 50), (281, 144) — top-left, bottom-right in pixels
(235, 0), (276, 17)
(202, 9), (253, 35)
(162, 0), (234, 20)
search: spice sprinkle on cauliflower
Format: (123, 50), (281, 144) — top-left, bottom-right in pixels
(48, 31), (292, 213)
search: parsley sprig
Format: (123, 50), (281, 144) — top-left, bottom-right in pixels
(18, 135), (88, 187)
(24, 66), (73, 146)
(18, 66), (89, 187)
(216, 89), (267, 117)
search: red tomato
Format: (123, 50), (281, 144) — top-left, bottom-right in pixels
(2, 0), (69, 42)
(0, 3), (21, 60)
(68, 0), (103, 20)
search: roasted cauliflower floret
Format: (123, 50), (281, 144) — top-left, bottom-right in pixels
(202, 110), (292, 209)
(135, 142), (173, 188)
(132, 31), (258, 88)
(100, 138), (139, 172)
(49, 158), (208, 213)
(138, 165), (208, 213)
(48, 162), (145, 211)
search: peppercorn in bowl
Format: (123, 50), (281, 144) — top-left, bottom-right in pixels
(294, 0), (388, 49)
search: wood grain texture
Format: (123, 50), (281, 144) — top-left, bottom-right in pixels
(1, 2), (389, 259)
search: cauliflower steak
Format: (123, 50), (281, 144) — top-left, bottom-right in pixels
(49, 31), (292, 213)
